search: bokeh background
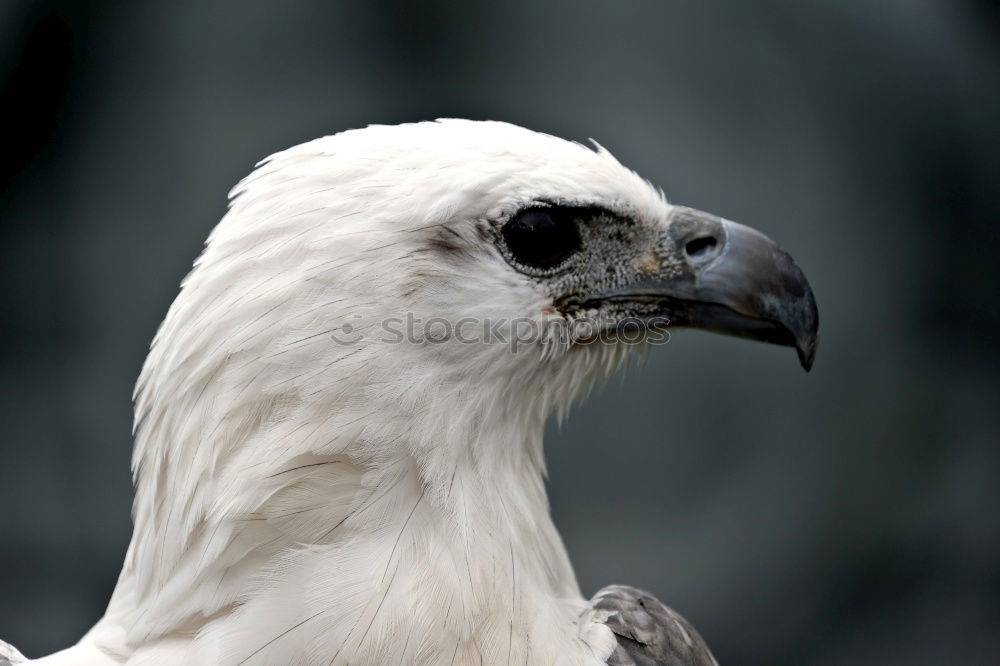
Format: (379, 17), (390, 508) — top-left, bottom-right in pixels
(2, 1), (998, 663)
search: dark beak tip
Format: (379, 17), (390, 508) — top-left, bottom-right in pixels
(798, 290), (820, 372)
(797, 346), (815, 372)
(796, 330), (819, 372)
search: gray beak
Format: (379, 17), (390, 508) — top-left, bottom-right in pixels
(609, 207), (819, 371)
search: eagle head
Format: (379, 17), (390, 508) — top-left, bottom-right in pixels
(126, 120), (817, 619)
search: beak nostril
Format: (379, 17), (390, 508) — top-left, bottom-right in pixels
(685, 235), (718, 258)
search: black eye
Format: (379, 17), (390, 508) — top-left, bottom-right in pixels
(501, 208), (581, 270)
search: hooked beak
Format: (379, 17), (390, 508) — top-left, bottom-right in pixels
(607, 207), (819, 371)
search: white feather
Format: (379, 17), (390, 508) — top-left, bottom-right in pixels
(29, 119), (673, 665)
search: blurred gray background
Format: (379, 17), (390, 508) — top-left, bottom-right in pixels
(1, 1), (998, 664)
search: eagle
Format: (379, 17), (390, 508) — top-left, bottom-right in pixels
(3, 119), (817, 665)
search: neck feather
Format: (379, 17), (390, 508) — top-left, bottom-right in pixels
(100, 368), (592, 664)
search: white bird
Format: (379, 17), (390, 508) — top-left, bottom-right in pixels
(4, 119), (817, 666)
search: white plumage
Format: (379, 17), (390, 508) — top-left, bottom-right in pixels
(9, 119), (817, 665)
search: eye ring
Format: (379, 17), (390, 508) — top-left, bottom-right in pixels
(501, 207), (582, 271)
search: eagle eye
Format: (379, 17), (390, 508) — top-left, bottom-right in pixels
(501, 208), (581, 270)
